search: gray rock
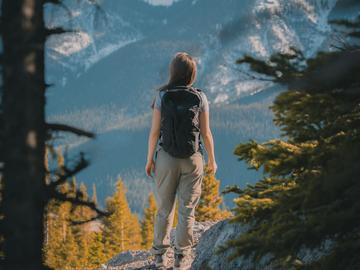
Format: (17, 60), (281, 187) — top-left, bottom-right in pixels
(106, 250), (153, 268)
(191, 219), (262, 270)
(104, 221), (217, 270)
(103, 219), (331, 270)
(192, 220), (282, 270)
(192, 220), (333, 270)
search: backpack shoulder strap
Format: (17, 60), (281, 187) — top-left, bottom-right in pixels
(188, 87), (204, 108)
(191, 87), (202, 93)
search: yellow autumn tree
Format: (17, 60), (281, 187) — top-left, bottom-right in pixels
(44, 147), (77, 270)
(87, 231), (106, 267)
(103, 178), (142, 260)
(44, 147), (94, 270)
(70, 181), (96, 268)
(128, 213), (142, 250)
(141, 193), (157, 249)
(195, 166), (232, 222)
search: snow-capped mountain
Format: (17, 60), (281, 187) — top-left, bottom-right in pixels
(46, 0), (337, 101)
(199, 0), (338, 104)
(44, 0), (342, 213)
(45, 0), (143, 85)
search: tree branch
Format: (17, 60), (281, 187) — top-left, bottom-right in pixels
(46, 122), (95, 138)
(51, 190), (111, 224)
(45, 27), (76, 37)
(47, 152), (89, 190)
(69, 215), (105, 226)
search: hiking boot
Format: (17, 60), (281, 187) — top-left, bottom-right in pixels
(174, 253), (192, 270)
(154, 252), (168, 269)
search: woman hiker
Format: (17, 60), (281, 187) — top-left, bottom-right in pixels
(145, 52), (217, 270)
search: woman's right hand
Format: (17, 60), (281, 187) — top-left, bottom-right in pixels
(145, 159), (155, 177)
(207, 160), (218, 175)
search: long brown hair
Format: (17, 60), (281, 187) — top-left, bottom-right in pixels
(158, 52), (197, 91)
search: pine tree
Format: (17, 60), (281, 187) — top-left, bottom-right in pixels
(71, 182), (93, 267)
(70, 176), (77, 197)
(92, 183), (98, 205)
(44, 149), (71, 269)
(87, 231), (106, 268)
(221, 15), (360, 269)
(103, 178), (142, 259)
(195, 166), (232, 222)
(0, 1), (105, 268)
(141, 193), (157, 249)
(58, 224), (78, 269)
(45, 191), (74, 270)
(44, 149), (100, 270)
(128, 214), (142, 250)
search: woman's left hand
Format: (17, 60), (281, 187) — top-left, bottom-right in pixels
(145, 159), (155, 177)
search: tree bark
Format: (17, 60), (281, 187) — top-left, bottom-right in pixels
(1, 0), (48, 269)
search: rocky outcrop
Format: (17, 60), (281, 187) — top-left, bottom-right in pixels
(191, 220), (253, 270)
(101, 220), (257, 270)
(102, 221), (217, 270)
(102, 219), (331, 270)
(191, 220), (332, 270)
(190, 220), (279, 270)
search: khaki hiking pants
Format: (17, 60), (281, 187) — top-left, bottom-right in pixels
(151, 147), (204, 256)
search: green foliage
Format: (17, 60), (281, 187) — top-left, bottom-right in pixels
(195, 166), (232, 222)
(221, 16), (360, 270)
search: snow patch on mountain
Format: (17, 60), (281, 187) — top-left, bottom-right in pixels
(47, 31), (91, 56)
(143, 0), (181, 6)
(248, 35), (267, 57)
(84, 37), (140, 70)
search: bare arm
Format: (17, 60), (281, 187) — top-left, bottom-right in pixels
(145, 107), (161, 176)
(199, 110), (217, 174)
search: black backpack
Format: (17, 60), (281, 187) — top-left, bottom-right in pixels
(159, 86), (203, 158)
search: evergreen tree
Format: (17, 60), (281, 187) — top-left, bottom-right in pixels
(195, 166), (232, 222)
(45, 191), (75, 270)
(92, 183), (98, 205)
(103, 178), (142, 259)
(221, 15), (360, 269)
(58, 223), (78, 269)
(44, 149), (100, 270)
(0, 1), (103, 269)
(71, 182), (93, 267)
(44, 149), (71, 269)
(87, 232), (106, 268)
(141, 193), (157, 249)
(128, 213), (142, 250)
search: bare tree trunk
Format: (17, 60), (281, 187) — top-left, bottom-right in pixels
(1, 0), (48, 269)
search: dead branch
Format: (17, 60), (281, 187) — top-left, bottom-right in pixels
(46, 122), (96, 138)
